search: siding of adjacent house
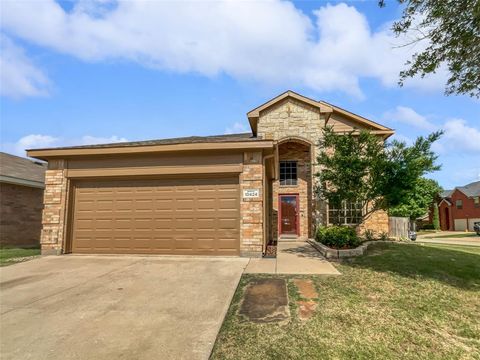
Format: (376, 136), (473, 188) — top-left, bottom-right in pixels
(0, 182), (44, 246)
(447, 189), (480, 231)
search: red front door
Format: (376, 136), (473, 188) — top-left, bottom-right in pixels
(279, 195), (299, 235)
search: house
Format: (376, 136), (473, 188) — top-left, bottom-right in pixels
(0, 152), (47, 246)
(27, 91), (394, 257)
(438, 181), (480, 231)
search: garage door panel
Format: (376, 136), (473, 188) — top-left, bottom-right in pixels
(71, 177), (240, 255)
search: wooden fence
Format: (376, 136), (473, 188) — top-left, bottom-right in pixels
(388, 217), (409, 239)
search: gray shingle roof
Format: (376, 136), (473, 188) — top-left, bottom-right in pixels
(27, 133), (257, 151)
(440, 189), (453, 198)
(0, 152), (47, 185)
(457, 181), (480, 197)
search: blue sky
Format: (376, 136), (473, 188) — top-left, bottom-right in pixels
(0, 0), (479, 190)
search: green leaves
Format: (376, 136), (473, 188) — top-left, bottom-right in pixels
(385, 0), (480, 97)
(316, 127), (442, 221)
(389, 177), (442, 219)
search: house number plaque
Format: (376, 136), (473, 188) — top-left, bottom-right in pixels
(243, 189), (260, 199)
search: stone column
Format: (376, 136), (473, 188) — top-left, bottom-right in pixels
(239, 151), (264, 257)
(41, 165), (68, 255)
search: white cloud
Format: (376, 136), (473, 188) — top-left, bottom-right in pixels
(79, 135), (128, 146)
(384, 106), (436, 130)
(390, 133), (413, 145)
(225, 122), (249, 135)
(0, 1), (447, 98)
(1, 134), (128, 157)
(0, 35), (50, 98)
(384, 106), (480, 156)
(435, 118), (480, 154)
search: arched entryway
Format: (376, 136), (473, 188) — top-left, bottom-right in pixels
(270, 137), (314, 241)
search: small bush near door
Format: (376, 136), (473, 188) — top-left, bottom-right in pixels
(315, 226), (360, 249)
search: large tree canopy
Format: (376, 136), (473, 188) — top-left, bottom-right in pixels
(389, 177), (442, 219)
(316, 127), (442, 222)
(380, 0), (480, 97)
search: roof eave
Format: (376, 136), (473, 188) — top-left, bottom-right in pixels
(27, 140), (275, 161)
(0, 175), (45, 188)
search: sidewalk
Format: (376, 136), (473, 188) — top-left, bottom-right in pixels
(418, 237), (480, 247)
(244, 241), (340, 275)
(417, 231), (480, 247)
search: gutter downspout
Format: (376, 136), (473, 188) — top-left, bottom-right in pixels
(262, 153), (275, 254)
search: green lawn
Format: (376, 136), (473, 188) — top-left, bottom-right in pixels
(0, 246), (40, 266)
(212, 243), (480, 360)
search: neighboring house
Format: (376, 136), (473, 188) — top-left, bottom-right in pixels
(0, 152), (47, 246)
(27, 91), (394, 257)
(437, 182), (480, 231)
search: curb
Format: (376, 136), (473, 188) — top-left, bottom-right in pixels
(307, 240), (398, 259)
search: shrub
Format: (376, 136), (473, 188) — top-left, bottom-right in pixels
(315, 226), (360, 249)
(421, 223), (435, 230)
(433, 204), (440, 230)
(378, 231), (390, 241)
(363, 229), (376, 242)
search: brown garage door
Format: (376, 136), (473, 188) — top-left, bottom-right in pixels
(71, 177), (240, 255)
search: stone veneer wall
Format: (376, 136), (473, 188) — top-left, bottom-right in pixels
(257, 98), (325, 240)
(40, 167), (68, 255)
(257, 96), (390, 237)
(357, 209), (389, 235)
(272, 142), (312, 240)
(240, 151), (264, 257)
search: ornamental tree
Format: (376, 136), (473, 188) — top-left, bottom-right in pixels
(316, 126), (442, 222)
(380, 0), (480, 98)
(388, 177), (442, 220)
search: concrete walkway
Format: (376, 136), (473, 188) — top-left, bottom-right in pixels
(245, 241), (340, 275)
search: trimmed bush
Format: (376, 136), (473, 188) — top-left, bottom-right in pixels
(315, 226), (360, 249)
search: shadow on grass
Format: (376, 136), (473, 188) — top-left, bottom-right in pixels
(343, 242), (480, 290)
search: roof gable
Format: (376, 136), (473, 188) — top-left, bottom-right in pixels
(247, 90), (394, 137)
(455, 181), (480, 198)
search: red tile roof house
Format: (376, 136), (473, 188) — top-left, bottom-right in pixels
(0, 152), (47, 246)
(27, 91), (394, 257)
(437, 181), (480, 231)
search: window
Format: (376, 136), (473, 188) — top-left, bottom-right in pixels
(474, 196), (480, 208)
(456, 199), (463, 209)
(280, 161), (297, 186)
(328, 200), (363, 225)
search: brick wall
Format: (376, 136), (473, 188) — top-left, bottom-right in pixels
(240, 151), (264, 257)
(0, 182), (44, 246)
(439, 201), (452, 231)
(449, 190), (480, 230)
(40, 169), (68, 255)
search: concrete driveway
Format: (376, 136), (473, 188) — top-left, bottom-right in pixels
(0, 255), (248, 360)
